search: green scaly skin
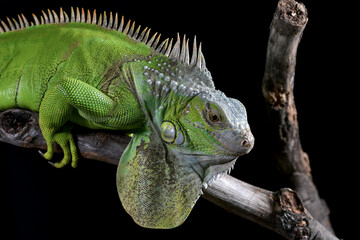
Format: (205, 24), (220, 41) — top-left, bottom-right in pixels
(0, 8), (255, 228)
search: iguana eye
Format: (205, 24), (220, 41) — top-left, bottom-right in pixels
(202, 102), (224, 126)
(209, 111), (221, 123)
(209, 110), (221, 123)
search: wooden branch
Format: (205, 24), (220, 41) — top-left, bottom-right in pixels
(203, 176), (339, 240)
(0, 109), (129, 165)
(0, 109), (339, 239)
(262, 0), (333, 232)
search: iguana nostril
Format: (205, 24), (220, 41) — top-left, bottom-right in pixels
(241, 139), (249, 148)
(239, 133), (254, 154)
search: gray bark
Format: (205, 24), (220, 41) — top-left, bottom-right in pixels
(262, 0), (333, 232)
(0, 108), (339, 239)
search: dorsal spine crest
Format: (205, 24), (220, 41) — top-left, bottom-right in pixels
(0, 7), (207, 73)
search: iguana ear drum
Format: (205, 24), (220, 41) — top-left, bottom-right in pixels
(161, 121), (176, 143)
(161, 121), (184, 145)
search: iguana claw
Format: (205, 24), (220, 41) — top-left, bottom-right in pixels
(38, 149), (76, 168)
(38, 149), (46, 158)
(38, 150), (57, 167)
(47, 160), (56, 167)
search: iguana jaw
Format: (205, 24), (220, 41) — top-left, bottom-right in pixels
(183, 153), (238, 188)
(202, 158), (238, 188)
(179, 118), (254, 187)
(182, 124), (254, 190)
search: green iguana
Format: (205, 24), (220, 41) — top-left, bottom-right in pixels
(0, 7), (254, 229)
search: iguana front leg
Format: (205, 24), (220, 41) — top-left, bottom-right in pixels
(39, 78), (116, 168)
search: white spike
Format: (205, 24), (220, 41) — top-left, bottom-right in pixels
(76, 7), (80, 23)
(118, 16), (124, 32)
(6, 17), (15, 30)
(113, 13), (118, 29)
(157, 38), (169, 53)
(184, 39), (190, 65)
(41, 10), (49, 24)
(21, 14), (29, 27)
(165, 38), (173, 57)
(196, 43), (202, 70)
(64, 11), (69, 23)
(97, 14), (102, 27)
(152, 33), (161, 49)
(169, 33), (180, 59)
(102, 11), (108, 27)
(190, 36), (197, 67)
(179, 34), (186, 63)
(142, 28), (151, 43)
(80, 8), (86, 23)
(108, 12), (113, 29)
(200, 49), (206, 71)
(146, 32), (158, 47)
(123, 20), (131, 34)
(133, 25), (141, 40)
(32, 13), (40, 25)
(47, 9), (54, 23)
(138, 27), (148, 41)
(129, 21), (136, 36)
(70, 7), (75, 22)
(18, 15), (24, 28)
(11, 18), (20, 29)
(59, 8), (64, 23)
(52, 10), (59, 23)
(92, 9), (97, 24)
(86, 9), (91, 24)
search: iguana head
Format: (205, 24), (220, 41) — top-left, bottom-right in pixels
(161, 89), (254, 185)
(117, 34), (254, 229)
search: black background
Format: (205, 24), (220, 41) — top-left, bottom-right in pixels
(0, 1), (355, 239)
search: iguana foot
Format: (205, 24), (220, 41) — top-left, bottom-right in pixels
(40, 127), (79, 168)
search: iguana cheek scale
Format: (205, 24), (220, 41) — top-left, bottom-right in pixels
(0, 8), (255, 229)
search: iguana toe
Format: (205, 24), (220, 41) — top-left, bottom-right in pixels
(53, 132), (78, 168)
(40, 126), (79, 168)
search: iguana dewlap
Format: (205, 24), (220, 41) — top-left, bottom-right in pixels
(0, 8), (254, 228)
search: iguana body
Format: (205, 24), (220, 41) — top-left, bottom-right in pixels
(0, 8), (254, 228)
